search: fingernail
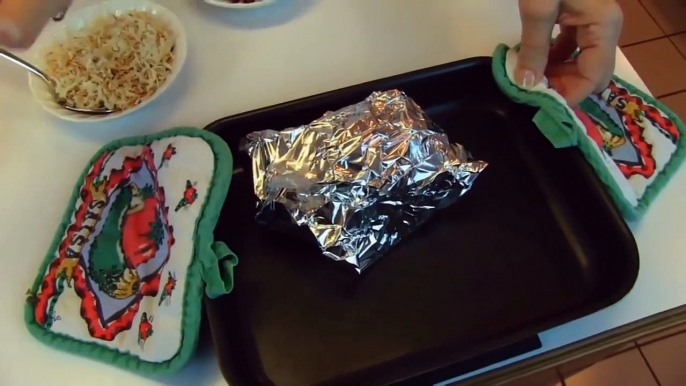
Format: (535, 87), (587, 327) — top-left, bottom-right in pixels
(520, 70), (535, 89)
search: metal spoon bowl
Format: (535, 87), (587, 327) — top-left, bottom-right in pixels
(0, 48), (114, 115)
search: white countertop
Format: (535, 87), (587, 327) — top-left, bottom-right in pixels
(1, 1), (685, 385)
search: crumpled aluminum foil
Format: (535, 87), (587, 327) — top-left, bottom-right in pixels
(244, 90), (487, 272)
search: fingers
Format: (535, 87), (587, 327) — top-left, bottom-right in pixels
(516, 0), (560, 87)
(575, 1), (622, 96)
(576, 42), (616, 94)
(546, 62), (598, 106)
(548, 25), (578, 64)
(545, 44), (616, 106)
(0, 19), (21, 46)
(545, 0), (622, 105)
(0, 0), (71, 48)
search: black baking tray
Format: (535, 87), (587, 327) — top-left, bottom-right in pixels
(203, 57), (639, 386)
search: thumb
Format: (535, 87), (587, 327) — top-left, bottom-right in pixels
(515, 0), (559, 88)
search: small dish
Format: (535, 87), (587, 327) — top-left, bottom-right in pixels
(29, 0), (187, 122)
(203, 0), (278, 10)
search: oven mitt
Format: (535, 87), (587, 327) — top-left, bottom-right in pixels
(492, 43), (686, 221)
(24, 127), (237, 374)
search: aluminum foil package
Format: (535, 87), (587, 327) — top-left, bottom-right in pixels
(244, 90), (487, 272)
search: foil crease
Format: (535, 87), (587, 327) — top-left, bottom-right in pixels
(244, 90), (487, 272)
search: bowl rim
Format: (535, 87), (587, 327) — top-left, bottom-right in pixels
(203, 0), (278, 10)
(28, 0), (188, 123)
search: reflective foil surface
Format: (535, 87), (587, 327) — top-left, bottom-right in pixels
(244, 90), (487, 272)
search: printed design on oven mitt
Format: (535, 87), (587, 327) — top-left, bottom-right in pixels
(492, 43), (686, 221)
(24, 127), (237, 374)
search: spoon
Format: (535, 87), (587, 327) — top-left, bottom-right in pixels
(0, 48), (114, 115)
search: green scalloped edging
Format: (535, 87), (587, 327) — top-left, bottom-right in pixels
(24, 127), (236, 375)
(492, 43), (686, 221)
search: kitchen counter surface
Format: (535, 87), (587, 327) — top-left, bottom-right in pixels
(1, 1), (685, 385)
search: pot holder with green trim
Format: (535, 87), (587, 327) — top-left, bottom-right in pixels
(493, 43), (686, 221)
(25, 127), (237, 374)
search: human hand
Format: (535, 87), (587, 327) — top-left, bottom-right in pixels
(0, 0), (71, 48)
(516, 0), (623, 106)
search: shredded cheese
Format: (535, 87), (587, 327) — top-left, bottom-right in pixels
(43, 11), (176, 111)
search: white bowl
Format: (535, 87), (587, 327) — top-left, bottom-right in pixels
(203, 0), (278, 9)
(29, 0), (187, 122)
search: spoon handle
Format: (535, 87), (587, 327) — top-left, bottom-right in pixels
(0, 48), (53, 85)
